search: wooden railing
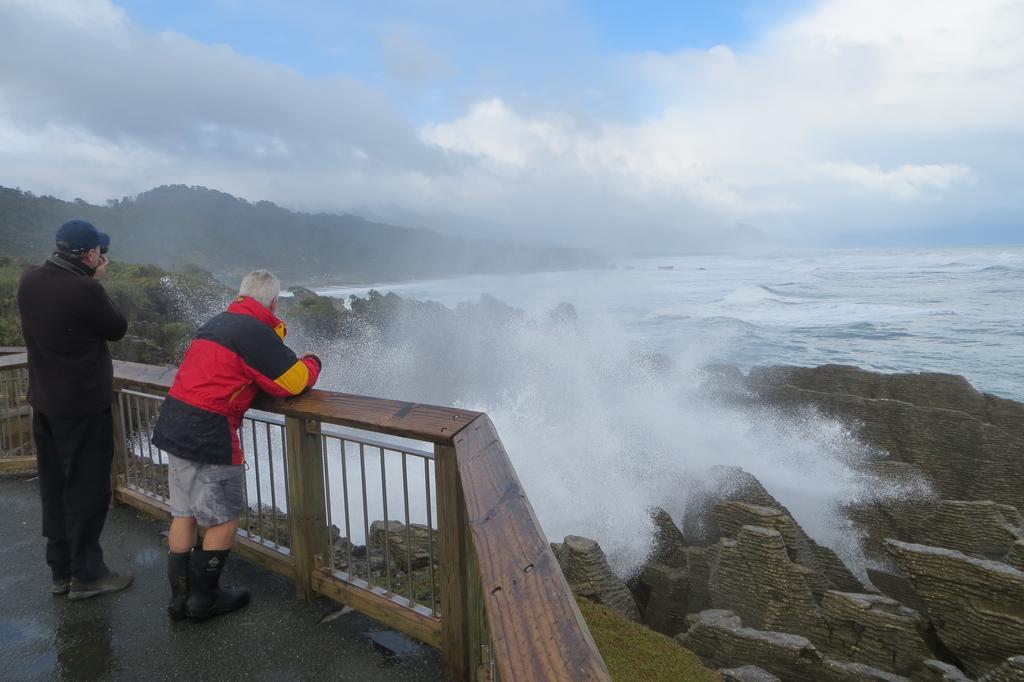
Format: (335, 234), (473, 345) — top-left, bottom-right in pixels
(0, 352), (609, 681)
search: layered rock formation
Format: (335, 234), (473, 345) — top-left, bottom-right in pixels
(368, 520), (437, 572)
(978, 656), (1024, 682)
(819, 591), (933, 676)
(747, 364), (1024, 513)
(719, 665), (781, 681)
(707, 525), (826, 638)
(562, 366), (1024, 680)
(887, 541), (1024, 677)
(552, 535), (641, 621)
(679, 610), (911, 681)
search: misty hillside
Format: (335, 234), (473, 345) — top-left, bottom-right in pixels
(0, 185), (605, 284)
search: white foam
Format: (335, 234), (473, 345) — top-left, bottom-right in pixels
(295, 300), (927, 577)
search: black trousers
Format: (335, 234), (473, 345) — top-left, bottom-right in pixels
(33, 408), (114, 582)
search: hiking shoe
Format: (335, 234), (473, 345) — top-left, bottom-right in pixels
(67, 571), (134, 601)
(51, 578), (71, 595)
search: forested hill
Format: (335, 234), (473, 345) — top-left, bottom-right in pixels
(0, 185), (605, 284)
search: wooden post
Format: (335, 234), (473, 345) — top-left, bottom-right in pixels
(110, 394), (129, 503)
(465, 529), (489, 681)
(285, 416), (329, 600)
(438, 443), (485, 680)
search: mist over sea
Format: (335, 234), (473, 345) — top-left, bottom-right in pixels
(302, 246), (1023, 576)
(314, 246), (1024, 402)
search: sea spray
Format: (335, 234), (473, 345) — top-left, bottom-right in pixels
(292, 293), (931, 578)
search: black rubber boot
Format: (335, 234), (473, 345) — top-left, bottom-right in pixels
(186, 549), (250, 622)
(167, 550), (190, 620)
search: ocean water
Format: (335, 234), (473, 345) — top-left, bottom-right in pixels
(314, 246), (1024, 401)
(305, 246), (1023, 575)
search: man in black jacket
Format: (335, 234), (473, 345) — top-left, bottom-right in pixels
(17, 220), (134, 600)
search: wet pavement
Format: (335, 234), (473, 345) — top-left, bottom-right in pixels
(0, 475), (444, 681)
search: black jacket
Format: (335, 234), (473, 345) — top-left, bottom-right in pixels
(17, 255), (128, 416)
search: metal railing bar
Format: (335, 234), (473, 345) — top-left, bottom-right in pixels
(246, 412), (285, 427)
(142, 395), (158, 495)
(340, 439), (353, 574)
(322, 434), (334, 569)
(144, 397), (163, 499)
(305, 427), (434, 460)
(359, 442), (371, 584)
(425, 457), (436, 616)
(116, 392), (134, 489)
(266, 421), (280, 548)
(380, 446), (392, 595)
(402, 452), (414, 604)
(241, 448), (252, 537)
(251, 420), (264, 539)
(279, 425), (289, 510)
(129, 394), (150, 494)
(119, 388), (165, 401)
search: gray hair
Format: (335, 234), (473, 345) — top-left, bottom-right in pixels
(238, 270), (281, 308)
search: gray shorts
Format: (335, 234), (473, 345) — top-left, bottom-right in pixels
(168, 454), (246, 527)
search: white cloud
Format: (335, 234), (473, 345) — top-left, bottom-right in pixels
(420, 0), (1024, 243)
(819, 163), (974, 200)
(0, 0), (1021, 249)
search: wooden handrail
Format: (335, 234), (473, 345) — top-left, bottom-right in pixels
(0, 354), (609, 680)
(111, 358), (481, 445)
(453, 415), (610, 680)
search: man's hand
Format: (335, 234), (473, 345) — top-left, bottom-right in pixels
(300, 352), (322, 368)
(93, 254), (110, 278)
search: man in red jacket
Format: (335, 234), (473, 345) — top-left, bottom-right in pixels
(152, 270), (321, 621)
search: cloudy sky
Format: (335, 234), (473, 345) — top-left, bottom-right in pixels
(1, 0), (1022, 251)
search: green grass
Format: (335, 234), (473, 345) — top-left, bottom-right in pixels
(577, 597), (721, 682)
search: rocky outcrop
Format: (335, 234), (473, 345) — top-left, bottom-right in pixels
(681, 544), (718, 615)
(551, 535), (640, 621)
(978, 656), (1024, 682)
(819, 591), (933, 676)
(820, 659), (911, 681)
(633, 561), (690, 636)
(922, 660), (972, 680)
(747, 365), (1024, 442)
(680, 610), (909, 681)
(865, 567), (929, 614)
(649, 507), (688, 568)
(681, 467), (788, 545)
(748, 365), (1024, 513)
(920, 501), (1023, 561)
(708, 525), (826, 641)
(887, 540), (1024, 677)
(679, 610), (826, 680)
(1008, 542), (1024, 572)
(560, 365), (1024, 678)
(719, 665), (780, 681)
(712, 500), (862, 596)
(853, 499), (1024, 564)
(368, 520), (437, 572)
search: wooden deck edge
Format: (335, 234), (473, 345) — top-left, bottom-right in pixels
(311, 566), (443, 649)
(0, 455), (37, 474)
(116, 485), (172, 518)
(233, 533), (294, 578)
(114, 486), (293, 577)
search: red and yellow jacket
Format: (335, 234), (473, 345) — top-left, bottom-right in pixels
(152, 296), (321, 465)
